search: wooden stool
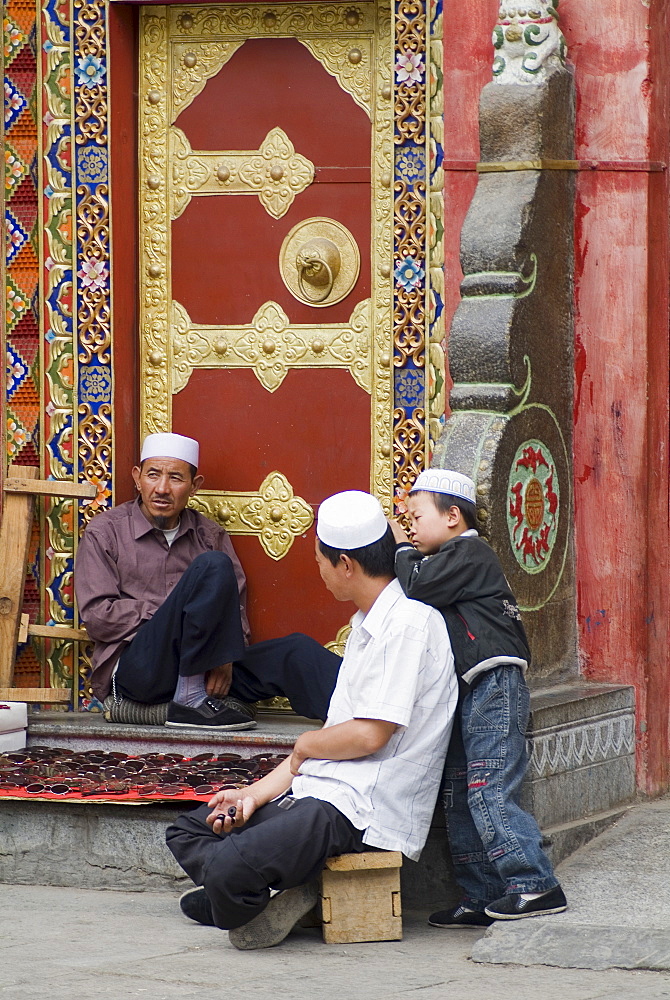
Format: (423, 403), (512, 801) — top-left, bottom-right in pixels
(320, 851), (402, 944)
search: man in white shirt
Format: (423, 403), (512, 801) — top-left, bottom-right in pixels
(166, 491), (458, 950)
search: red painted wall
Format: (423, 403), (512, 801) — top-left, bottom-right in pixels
(563, 0), (670, 793)
(442, 0), (670, 792)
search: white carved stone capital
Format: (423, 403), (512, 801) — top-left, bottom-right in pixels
(492, 2), (567, 85)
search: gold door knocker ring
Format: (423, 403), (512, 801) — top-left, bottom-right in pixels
(296, 238), (341, 303)
(279, 218), (360, 307)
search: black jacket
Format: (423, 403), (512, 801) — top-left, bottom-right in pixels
(394, 532), (531, 684)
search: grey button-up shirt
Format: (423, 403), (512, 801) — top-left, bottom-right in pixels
(75, 499), (250, 701)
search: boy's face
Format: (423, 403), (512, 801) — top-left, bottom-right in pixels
(407, 492), (461, 554)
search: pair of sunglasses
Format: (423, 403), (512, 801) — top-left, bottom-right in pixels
(25, 782), (71, 795)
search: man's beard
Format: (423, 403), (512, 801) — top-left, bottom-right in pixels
(153, 514), (170, 530)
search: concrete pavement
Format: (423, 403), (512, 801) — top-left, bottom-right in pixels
(1, 885), (669, 1000)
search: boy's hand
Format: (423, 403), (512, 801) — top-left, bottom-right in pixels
(206, 791), (257, 834)
(388, 518), (410, 545)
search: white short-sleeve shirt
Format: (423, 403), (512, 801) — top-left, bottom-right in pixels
(291, 579), (458, 861)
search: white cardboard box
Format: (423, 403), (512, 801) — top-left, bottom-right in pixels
(0, 701), (27, 751)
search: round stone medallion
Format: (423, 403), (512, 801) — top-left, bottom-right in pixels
(506, 438), (560, 575)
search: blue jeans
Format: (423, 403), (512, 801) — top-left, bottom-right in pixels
(443, 664), (557, 908)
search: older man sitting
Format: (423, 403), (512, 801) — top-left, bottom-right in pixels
(75, 432), (341, 730)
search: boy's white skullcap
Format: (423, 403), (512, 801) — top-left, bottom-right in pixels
(410, 469), (476, 505)
(317, 491), (388, 549)
(140, 433), (199, 468)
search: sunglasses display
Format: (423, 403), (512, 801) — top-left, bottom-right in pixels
(0, 748), (288, 801)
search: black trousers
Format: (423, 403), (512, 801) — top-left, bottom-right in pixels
(115, 551), (342, 719)
(233, 633), (341, 721)
(166, 796), (365, 929)
(115, 552), (246, 704)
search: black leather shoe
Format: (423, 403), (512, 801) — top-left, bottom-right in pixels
(165, 697), (256, 731)
(179, 886), (215, 926)
(428, 905), (495, 928)
(484, 885), (567, 920)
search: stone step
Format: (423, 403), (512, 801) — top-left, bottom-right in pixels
(2, 681), (636, 910)
(0, 796), (628, 911)
(25, 708), (319, 758)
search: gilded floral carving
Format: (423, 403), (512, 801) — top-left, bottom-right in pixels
(299, 38), (372, 116)
(190, 473), (314, 560)
(171, 299), (371, 393)
(170, 126), (314, 220)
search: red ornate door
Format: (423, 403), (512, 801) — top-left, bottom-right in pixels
(139, 4), (393, 646)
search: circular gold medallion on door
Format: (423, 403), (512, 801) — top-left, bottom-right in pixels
(279, 217), (360, 307)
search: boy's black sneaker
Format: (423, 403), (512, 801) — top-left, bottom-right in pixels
(484, 885), (567, 920)
(165, 696), (256, 731)
(179, 886), (215, 926)
(428, 905), (495, 928)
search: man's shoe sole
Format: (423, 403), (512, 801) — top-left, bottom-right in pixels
(228, 883), (318, 950)
(165, 719), (256, 731)
(484, 903), (567, 920)
(428, 915), (494, 928)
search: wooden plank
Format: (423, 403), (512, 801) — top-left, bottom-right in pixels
(4, 477), (96, 499)
(325, 851), (402, 871)
(27, 624), (89, 641)
(0, 465), (38, 686)
(0, 688), (71, 703)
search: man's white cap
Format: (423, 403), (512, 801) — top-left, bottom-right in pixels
(317, 491), (388, 549)
(410, 468), (476, 505)
(140, 433), (199, 468)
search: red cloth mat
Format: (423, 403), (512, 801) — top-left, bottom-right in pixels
(0, 749), (286, 804)
(0, 786), (212, 804)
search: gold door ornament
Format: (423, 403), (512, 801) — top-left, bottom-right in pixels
(279, 217), (361, 307)
(170, 126), (315, 220)
(171, 298), (372, 393)
(189, 472), (314, 560)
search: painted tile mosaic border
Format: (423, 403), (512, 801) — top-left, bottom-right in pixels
(392, 0), (441, 497)
(40, 0), (112, 709)
(4, 0), (41, 685)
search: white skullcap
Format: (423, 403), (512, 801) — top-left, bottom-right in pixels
(410, 469), (476, 505)
(317, 491), (388, 549)
(140, 433), (199, 468)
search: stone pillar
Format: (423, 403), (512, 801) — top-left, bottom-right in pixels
(435, 3), (576, 679)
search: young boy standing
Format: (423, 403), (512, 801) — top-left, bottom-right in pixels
(391, 468), (567, 925)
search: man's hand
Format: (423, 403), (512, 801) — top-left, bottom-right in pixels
(206, 662), (233, 697)
(289, 733), (311, 776)
(206, 791), (257, 835)
(389, 518), (410, 545)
